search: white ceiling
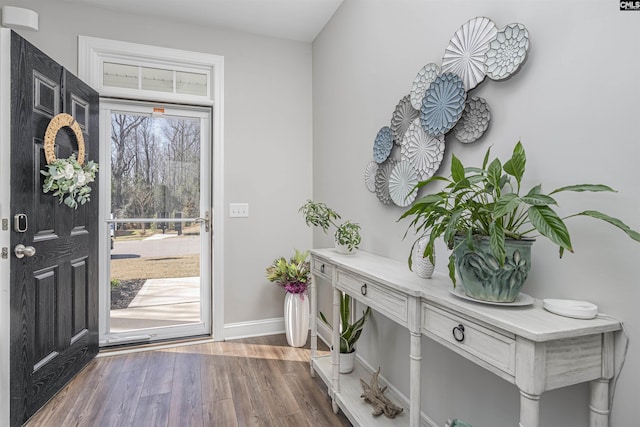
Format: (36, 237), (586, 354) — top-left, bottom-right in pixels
(61, 0), (343, 42)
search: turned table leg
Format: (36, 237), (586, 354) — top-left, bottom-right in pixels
(590, 379), (610, 427)
(409, 330), (421, 427)
(310, 272), (317, 377)
(519, 390), (540, 427)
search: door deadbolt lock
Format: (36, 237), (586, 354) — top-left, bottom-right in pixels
(14, 214), (28, 233)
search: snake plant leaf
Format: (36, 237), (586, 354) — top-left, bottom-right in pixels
(340, 294), (350, 329)
(577, 210), (640, 242)
(550, 184), (617, 195)
(451, 154), (465, 183)
(528, 205), (573, 252)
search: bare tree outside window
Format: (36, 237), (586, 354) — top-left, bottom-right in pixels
(110, 113), (201, 227)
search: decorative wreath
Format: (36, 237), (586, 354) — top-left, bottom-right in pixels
(44, 113), (85, 166)
(40, 113), (98, 209)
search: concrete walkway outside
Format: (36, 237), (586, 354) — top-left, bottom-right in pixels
(110, 277), (200, 332)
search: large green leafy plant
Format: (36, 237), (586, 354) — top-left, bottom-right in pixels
(401, 142), (640, 285)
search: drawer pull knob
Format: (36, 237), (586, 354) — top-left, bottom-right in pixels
(452, 324), (465, 342)
(321, 264), (325, 273)
(361, 283), (367, 296)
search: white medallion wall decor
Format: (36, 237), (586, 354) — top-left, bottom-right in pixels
(442, 17), (498, 91)
(484, 23), (530, 80)
(401, 118), (445, 181)
(410, 63), (440, 110)
(389, 161), (419, 207)
(453, 96), (491, 143)
(391, 95), (419, 145)
(364, 161), (379, 193)
(365, 16), (529, 207)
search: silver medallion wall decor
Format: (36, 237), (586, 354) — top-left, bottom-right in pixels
(375, 158), (397, 205)
(364, 161), (378, 193)
(365, 16), (529, 207)
(453, 96), (491, 143)
(391, 95), (419, 145)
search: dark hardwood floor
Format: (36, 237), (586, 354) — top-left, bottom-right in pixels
(25, 334), (351, 427)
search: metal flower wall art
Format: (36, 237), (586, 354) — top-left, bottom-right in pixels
(366, 17), (530, 207)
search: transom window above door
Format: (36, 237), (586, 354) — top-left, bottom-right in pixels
(103, 62), (208, 97)
(78, 35), (223, 106)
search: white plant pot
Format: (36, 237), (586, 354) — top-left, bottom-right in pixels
(284, 292), (309, 347)
(412, 236), (435, 279)
(339, 351), (356, 374)
(335, 239), (356, 255)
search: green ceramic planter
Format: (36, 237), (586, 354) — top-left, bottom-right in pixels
(453, 236), (533, 303)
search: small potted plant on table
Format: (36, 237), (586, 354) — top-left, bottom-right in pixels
(401, 141), (640, 303)
(320, 293), (371, 373)
(299, 200), (362, 254)
(266, 249), (311, 347)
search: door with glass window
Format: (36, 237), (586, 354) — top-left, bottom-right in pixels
(99, 100), (212, 345)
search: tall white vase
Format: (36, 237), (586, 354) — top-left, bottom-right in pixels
(284, 292), (309, 347)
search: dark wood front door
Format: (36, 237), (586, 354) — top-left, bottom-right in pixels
(9, 32), (99, 426)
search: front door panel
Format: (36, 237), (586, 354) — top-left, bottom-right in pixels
(10, 32), (99, 426)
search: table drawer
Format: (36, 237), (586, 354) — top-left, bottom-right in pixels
(422, 303), (515, 376)
(312, 257), (334, 280)
(337, 270), (408, 324)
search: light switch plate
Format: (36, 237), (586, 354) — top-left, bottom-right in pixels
(229, 203), (249, 218)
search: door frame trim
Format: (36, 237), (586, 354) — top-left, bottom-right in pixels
(79, 37), (225, 341)
(0, 28), (12, 427)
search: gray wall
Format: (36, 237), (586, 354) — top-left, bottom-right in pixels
(1, 0), (314, 325)
(313, 0), (640, 425)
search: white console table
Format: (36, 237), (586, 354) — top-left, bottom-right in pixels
(309, 249), (621, 427)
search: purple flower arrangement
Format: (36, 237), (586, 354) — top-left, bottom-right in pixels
(265, 249), (310, 296)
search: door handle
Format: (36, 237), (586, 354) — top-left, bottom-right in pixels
(195, 211), (210, 232)
(14, 244), (36, 259)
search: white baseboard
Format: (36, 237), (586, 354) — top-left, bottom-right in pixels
(223, 316), (334, 344)
(316, 317), (333, 347)
(223, 317), (285, 340)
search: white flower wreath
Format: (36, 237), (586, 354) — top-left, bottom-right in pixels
(41, 153), (98, 209)
(40, 112), (99, 209)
